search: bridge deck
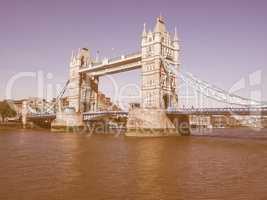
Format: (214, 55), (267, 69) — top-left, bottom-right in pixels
(27, 107), (267, 122)
(167, 107), (267, 116)
(79, 53), (141, 76)
(27, 114), (56, 120)
(83, 111), (128, 121)
(83, 107), (267, 121)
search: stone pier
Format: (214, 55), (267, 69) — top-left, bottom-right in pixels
(126, 108), (190, 137)
(51, 110), (85, 132)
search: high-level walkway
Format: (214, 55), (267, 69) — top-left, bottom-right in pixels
(79, 52), (141, 76)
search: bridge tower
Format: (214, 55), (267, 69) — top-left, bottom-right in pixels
(141, 16), (179, 109)
(52, 48), (93, 131)
(68, 48), (98, 112)
(126, 16), (186, 136)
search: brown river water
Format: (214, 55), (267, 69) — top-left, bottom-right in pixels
(0, 128), (267, 200)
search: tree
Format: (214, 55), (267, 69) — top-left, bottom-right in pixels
(0, 101), (17, 123)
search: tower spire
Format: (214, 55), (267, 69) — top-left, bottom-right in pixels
(71, 50), (74, 60)
(174, 27), (178, 41)
(154, 15), (166, 33)
(142, 23), (147, 37)
(159, 12), (163, 20)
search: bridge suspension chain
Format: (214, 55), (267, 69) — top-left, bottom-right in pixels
(161, 57), (267, 107)
(179, 71), (267, 107)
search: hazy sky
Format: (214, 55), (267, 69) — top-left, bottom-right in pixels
(0, 0), (266, 104)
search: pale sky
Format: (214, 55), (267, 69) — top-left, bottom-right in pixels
(0, 0), (266, 106)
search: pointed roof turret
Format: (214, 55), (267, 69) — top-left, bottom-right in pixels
(174, 27), (179, 41)
(142, 23), (147, 37)
(154, 15), (166, 33)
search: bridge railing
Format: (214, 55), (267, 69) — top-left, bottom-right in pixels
(108, 56), (124, 63)
(83, 110), (128, 115)
(167, 107), (267, 113)
(83, 110), (128, 121)
(27, 113), (56, 119)
(124, 52), (141, 59)
(91, 61), (103, 67)
(87, 52), (141, 69)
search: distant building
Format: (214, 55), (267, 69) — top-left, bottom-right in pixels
(97, 92), (121, 111)
(211, 115), (241, 128)
(10, 99), (26, 119)
(190, 115), (212, 128)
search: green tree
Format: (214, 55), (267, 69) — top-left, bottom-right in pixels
(0, 101), (17, 123)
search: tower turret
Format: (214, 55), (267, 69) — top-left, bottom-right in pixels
(154, 15), (166, 33)
(173, 27), (180, 63)
(68, 48), (92, 112)
(142, 23), (147, 38)
(142, 23), (147, 46)
(140, 16), (180, 109)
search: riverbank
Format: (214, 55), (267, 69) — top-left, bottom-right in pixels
(0, 122), (22, 129)
(1, 125), (267, 140)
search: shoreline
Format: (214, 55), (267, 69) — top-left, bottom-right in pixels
(0, 125), (267, 140)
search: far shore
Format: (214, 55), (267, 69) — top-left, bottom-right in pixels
(0, 125), (267, 140)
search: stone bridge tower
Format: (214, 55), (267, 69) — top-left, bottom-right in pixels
(126, 16), (184, 136)
(141, 16), (180, 109)
(68, 48), (98, 113)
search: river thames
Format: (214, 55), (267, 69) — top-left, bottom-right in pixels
(0, 128), (267, 200)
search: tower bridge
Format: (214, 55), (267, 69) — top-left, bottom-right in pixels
(23, 16), (267, 135)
